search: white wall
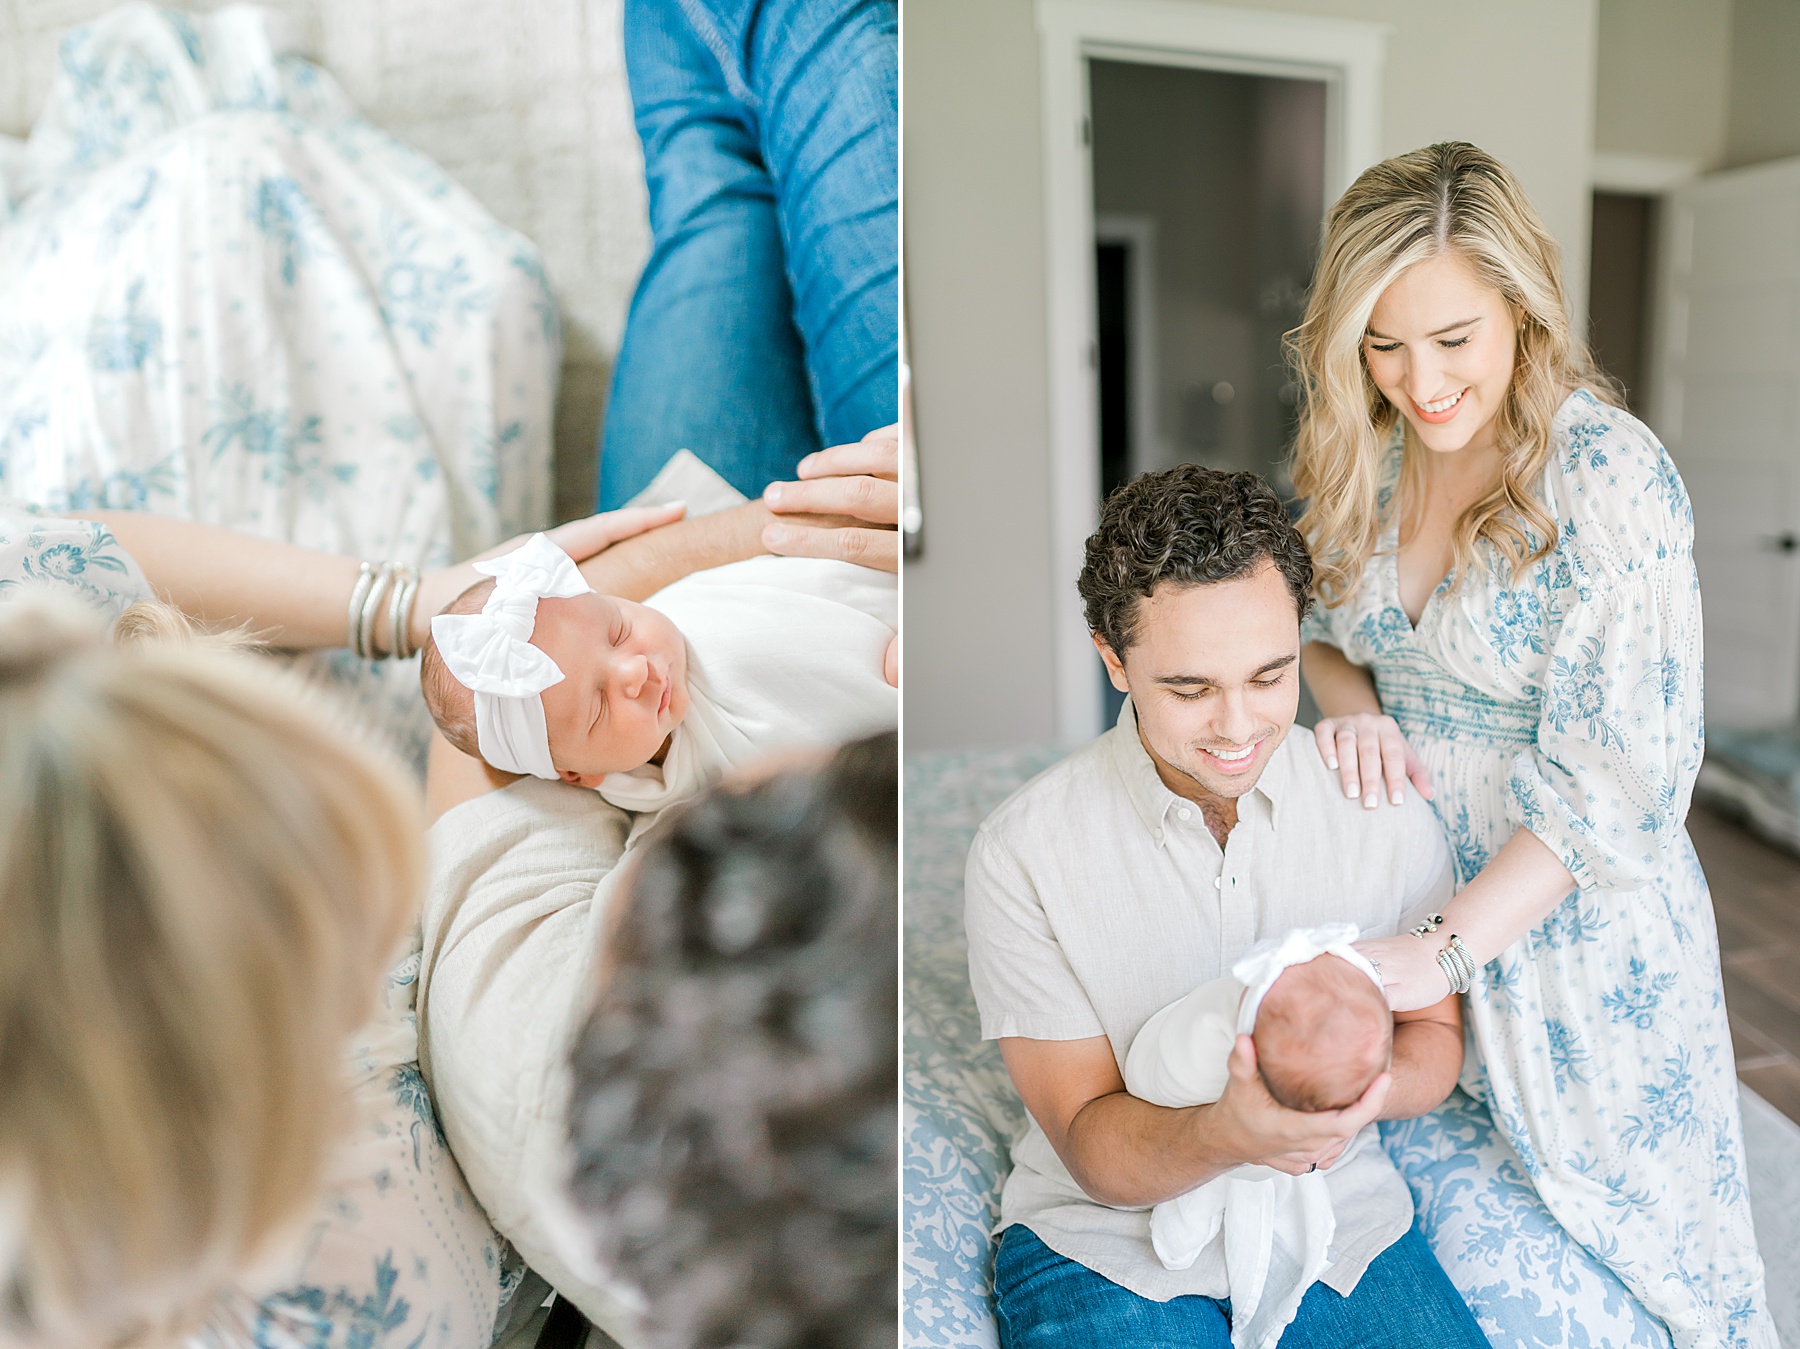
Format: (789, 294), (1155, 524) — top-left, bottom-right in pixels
(1724, 0), (1800, 170)
(1593, 0), (1732, 169)
(0, 0), (649, 521)
(904, 0), (1600, 751)
(1590, 0), (1800, 176)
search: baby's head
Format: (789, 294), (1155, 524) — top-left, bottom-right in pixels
(421, 577), (691, 785)
(1251, 953), (1392, 1113)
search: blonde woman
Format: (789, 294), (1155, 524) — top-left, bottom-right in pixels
(0, 590), (504, 1349)
(1291, 142), (1770, 1348)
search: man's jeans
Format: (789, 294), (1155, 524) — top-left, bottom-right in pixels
(991, 1223), (1490, 1349)
(598, 0), (899, 508)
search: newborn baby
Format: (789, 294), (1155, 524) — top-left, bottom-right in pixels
(420, 533), (896, 814)
(1122, 925), (1391, 1349)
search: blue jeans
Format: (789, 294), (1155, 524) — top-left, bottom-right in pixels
(991, 1223), (1490, 1349)
(598, 0), (898, 509)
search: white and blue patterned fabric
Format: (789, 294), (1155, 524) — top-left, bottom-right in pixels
(1302, 391), (1773, 1349)
(903, 746), (1062, 1349)
(901, 745), (1672, 1349)
(0, 2), (558, 771)
(0, 498), (153, 616)
(0, 504), (519, 1349)
(196, 941), (522, 1349)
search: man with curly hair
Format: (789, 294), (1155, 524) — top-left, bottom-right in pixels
(564, 732), (896, 1349)
(963, 466), (1482, 1348)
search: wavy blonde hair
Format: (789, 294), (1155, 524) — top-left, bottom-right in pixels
(1286, 141), (1619, 605)
(0, 598), (422, 1348)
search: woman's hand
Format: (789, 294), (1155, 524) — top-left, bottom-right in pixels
(1312, 712), (1434, 808)
(761, 424), (900, 572)
(411, 503), (686, 651)
(1355, 934), (1454, 1014)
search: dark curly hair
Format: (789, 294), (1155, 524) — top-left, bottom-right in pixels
(1078, 465), (1314, 657)
(566, 732), (897, 1349)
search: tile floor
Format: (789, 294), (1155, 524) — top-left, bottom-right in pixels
(1689, 804), (1800, 1126)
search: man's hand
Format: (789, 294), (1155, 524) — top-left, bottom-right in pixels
(1208, 1035), (1390, 1176)
(762, 424), (899, 572)
(999, 1032), (1387, 1208)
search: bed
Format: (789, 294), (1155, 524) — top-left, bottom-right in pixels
(902, 744), (1800, 1348)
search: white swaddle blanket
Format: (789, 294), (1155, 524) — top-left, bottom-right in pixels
(595, 554), (897, 814)
(1122, 924), (1383, 1349)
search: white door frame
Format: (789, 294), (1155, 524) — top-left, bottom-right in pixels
(1035, 0), (1387, 742)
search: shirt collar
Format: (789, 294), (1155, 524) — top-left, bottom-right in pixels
(1106, 697), (1287, 843)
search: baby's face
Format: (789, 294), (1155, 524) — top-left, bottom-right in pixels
(532, 591), (690, 784)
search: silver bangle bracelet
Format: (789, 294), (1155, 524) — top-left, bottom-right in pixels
(346, 561), (377, 655)
(356, 562), (395, 660)
(1436, 935), (1476, 997)
(386, 565), (420, 660)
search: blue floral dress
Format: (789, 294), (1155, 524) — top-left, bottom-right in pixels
(1303, 391), (1774, 1349)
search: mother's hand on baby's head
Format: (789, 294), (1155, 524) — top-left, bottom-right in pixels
(1214, 1034), (1390, 1177)
(761, 424), (899, 573)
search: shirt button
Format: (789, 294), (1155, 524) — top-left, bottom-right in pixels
(1178, 807), (1192, 821)
(1213, 876), (1222, 890)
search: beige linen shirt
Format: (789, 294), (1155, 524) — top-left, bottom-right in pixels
(964, 701), (1455, 1303)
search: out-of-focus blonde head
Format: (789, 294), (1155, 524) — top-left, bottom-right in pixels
(0, 597), (423, 1348)
(1286, 141), (1618, 605)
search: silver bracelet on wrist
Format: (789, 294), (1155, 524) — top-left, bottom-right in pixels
(355, 562), (395, 660)
(386, 564), (421, 660)
(347, 561), (378, 656)
(348, 560), (426, 660)
(1435, 934), (1476, 997)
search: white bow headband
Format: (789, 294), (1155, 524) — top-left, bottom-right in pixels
(430, 533), (592, 780)
(1231, 923), (1384, 1035)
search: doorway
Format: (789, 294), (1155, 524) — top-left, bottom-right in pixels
(1589, 190), (1657, 412)
(1089, 61), (1326, 496)
(1036, 0), (1386, 741)
(1088, 59), (1328, 727)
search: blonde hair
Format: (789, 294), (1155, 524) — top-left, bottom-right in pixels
(1286, 142), (1619, 605)
(0, 597), (423, 1347)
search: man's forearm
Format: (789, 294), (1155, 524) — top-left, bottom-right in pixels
(1381, 1016), (1463, 1120)
(579, 503), (870, 600)
(576, 502), (770, 600)
(1061, 1091), (1238, 1208)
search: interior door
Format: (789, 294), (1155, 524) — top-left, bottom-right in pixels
(1651, 157), (1800, 729)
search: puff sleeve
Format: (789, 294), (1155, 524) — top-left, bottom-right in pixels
(1504, 441), (1704, 894)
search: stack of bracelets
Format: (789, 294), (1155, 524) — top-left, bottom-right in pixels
(1407, 912), (1477, 997)
(346, 561), (423, 660)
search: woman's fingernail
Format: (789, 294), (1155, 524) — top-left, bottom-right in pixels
(1391, 791), (1404, 805)
(764, 524), (791, 546)
(764, 483), (784, 504)
(1345, 781), (1359, 798)
(1364, 793), (1377, 809)
(1325, 756), (1338, 770)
